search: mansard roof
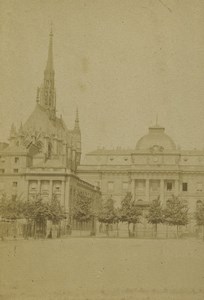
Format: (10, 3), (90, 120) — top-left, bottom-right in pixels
(87, 148), (133, 156)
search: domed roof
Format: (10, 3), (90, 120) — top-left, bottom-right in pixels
(136, 125), (176, 151)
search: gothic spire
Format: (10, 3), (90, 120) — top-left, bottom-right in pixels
(45, 26), (54, 74)
(10, 123), (17, 138)
(38, 28), (56, 117)
(74, 108), (80, 131)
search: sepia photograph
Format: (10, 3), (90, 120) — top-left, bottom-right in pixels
(0, 0), (204, 299)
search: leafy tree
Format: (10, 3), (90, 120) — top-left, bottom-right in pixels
(114, 207), (121, 237)
(98, 197), (117, 236)
(23, 197), (50, 238)
(195, 201), (204, 240)
(120, 192), (142, 237)
(23, 195), (66, 222)
(23, 197), (50, 222)
(0, 194), (25, 239)
(48, 194), (66, 224)
(146, 197), (164, 238)
(0, 194), (24, 220)
(72, 192), (93, 234)
(0, 194), (66, 239)
(164, 195), (188, 238)
(23, 195), (66, 238)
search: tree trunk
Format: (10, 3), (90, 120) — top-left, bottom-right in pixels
(155, 223), (157, 239)
(80, 221), (82, 236)
(116, 222), (119, 237)
(135, 223), (138, 238)
(106, 223), (109, 236)
(34, 221), (36, 239)
(133, 223), (136, 237)
(176, 225), (179, 239)
(166, 224), (168, 239)
(128, 222), (130, 238)
(90, 216), (95, 236)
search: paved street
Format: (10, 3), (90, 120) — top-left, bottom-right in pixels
(0, 238), (204, 300)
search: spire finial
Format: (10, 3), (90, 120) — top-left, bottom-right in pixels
(45, 24), (54, 72)
(36, 87), (40, 103)
(74, 107), (80, 131)
(50, 21), (53, 37)
(76, 107), (79, 123)
(10, 123), (17, 138)
(156, 114), (158, 126)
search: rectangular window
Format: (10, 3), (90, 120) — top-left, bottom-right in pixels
(108, 181), (114, 192)
(14, 157), (19, 163)
(122, 182), (128, 190)
(29, 180), (37, 192)
(0, 169), (5, 174)
(196, 183), (203, 192)
(182, 182), (188, 192)
(166, 182), (173, 191)
(53, 181), (62, 194)
(0, 182), (4, 192)
(95, 181), (100, 188)
(13, 169), (18, 173)
(151, 180), (159, 192)
(136, 180), (145, 191)
(41, 181), (49, 193)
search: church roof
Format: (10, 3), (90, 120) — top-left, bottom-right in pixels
(1, 144), (28, 154)
(87, 148), (133, 155)
(23, 103), (70, 140)
(136, 125), (176, 151)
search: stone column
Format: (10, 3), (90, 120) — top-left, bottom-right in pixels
(174, 180), (179, 196)
(37, 180), (41, 194)
(145, 179), (149, 202)
(65, 177), (70, 214)
(27, 180), (30, 200)
(160, 179), (165, 205)
(61, 180), (65, 207)
(53, 136), (58, 154)
(44, 135), (49, 154)
(62, 142), (67, 165)
(67, 146), (71, 167)
(131, 179), (135, 200)
(49, 180), (53, 200)
(72, 149), (76, 171)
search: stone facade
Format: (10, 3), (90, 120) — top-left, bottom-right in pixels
(0, 31), (101, 226)
(78, 125), (204, 214)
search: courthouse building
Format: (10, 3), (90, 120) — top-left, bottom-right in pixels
(0, 31), (101, 224)
(78, 124), (204, 213)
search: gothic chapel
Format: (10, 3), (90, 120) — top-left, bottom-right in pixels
(0, 30), (101, 225)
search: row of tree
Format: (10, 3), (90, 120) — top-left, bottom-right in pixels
(1, 192), (204, 239)
(0, 194), (66, 238)
(71, 192), (193, 238)
(0, 194), (66, 223)
(97, 193), (190, 238)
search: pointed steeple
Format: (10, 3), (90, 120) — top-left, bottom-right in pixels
(45, 26), (54, 74)
(156, 114), (158, 126)
(36, 87), (40, 103)
(19, 122), (24, 135)
(74, 108), (80, 131)
(38, 27), (56, 118)
(10, 123), (16, 137)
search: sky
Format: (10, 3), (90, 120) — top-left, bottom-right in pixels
(0, 0), (204, 156)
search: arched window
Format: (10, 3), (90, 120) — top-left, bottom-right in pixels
(47, 142), (52, 158)
(196, 200), (203, 209)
